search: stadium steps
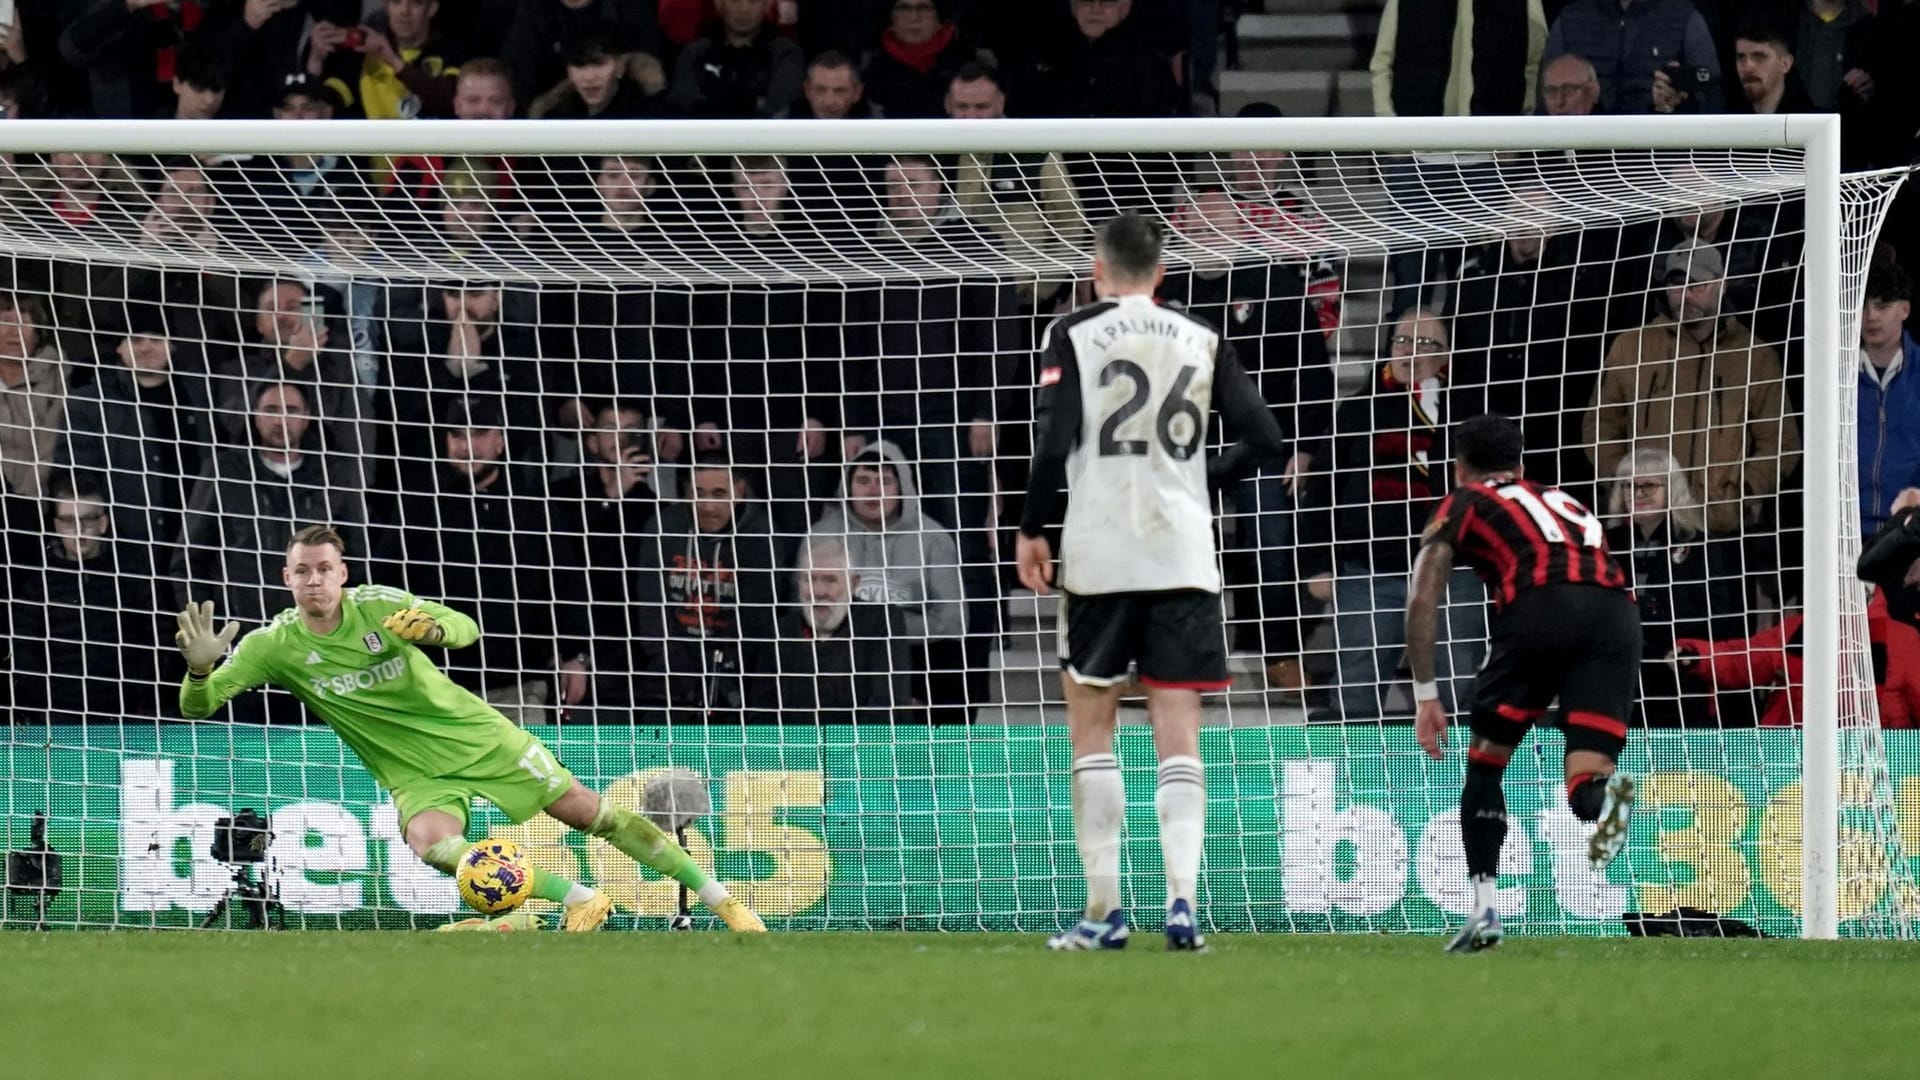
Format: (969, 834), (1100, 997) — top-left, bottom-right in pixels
(1219, 69), (1375, 120)
(1230, 13), (1381, 76)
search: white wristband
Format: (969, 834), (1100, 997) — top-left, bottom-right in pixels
(1412, 680), (1440, 703)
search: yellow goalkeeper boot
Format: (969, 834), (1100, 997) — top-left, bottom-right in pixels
(711, 896), (767, 932)
(563, 892), (617, 933)
(436, 912), (547, 932)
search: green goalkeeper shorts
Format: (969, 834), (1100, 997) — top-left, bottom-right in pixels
(392, 731), (576, 833)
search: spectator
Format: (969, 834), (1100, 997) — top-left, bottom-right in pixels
(1728, 16), (1813, 117)
(7, 476), (162, 722)
(861, 0), (981, 119)
(1584, 240), (1800, 536)
(372, 395), (579, 718)
(169, 44), (227, 119)
(634, 453), (779, 720)
(308, 0), (465, 120)
(0, 291), (67, 501)
(1162, 182), (1335, 696)
(126, 159), (250, 362)
(790, 50), (873, 120)
(531, 30), (668, 118)
(813, 442), (967, 720)
(381, 281), (546, 471)
(217, 279), (364, 456)
(783, 53), (881, 235)
(1448, 192), (1609, 489)
(1224, 105), (1344, 338)
(174, 381), (367, 630)
(58, 0), (220, 118)
(754, 536), (911, 723)
(1013, 0), (1181, 120)
(19, 151), (142, 337)
(1369, 0), (1548, 117)
(1319, 308), (1486, 722)
(945, 62), (1089, 314)
(667, 0), (804, 118)
(1672, 587), (1920, 728)
(1603, 447), (1749, 726)
(385, 60), (522, 208)
(502, 0), (664, 108)
(221, 74), (385, 258)
(545, 401), (661, 712)
(1859, 263), (1919, 538)
(1545, 0), (1722, 115)
(57, 298), (217, 555)
(1538, 52), (1600, 115)
(1859, 489), (1920, 631)
(1797, 0), (1876, 113)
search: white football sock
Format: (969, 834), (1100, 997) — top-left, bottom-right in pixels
(563, 882), (596, 905)
(1156, 755), (1205, 909)
(1472, 874), (1499, 914)
(1072, 753), (1125, 919)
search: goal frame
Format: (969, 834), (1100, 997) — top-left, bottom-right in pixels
(0, 113), (1847, 938)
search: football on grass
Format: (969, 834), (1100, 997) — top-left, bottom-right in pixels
(456, 839), (534, 915)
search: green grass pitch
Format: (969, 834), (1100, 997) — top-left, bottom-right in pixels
(10, 932), (1918, 1079)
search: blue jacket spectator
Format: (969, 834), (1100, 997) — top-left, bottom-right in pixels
(1859, 264), (1920, 537)
(1545, 0), (1722, 115)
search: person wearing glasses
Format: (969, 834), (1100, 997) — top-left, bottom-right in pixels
(1318, 308), (1486, 722)
(1602, 446), (1749, 727)
(8, 473), (162, 723)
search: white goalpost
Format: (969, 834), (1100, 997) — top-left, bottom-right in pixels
(0, 114), (1908, 939)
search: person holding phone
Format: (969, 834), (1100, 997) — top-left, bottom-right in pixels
(308, 0), (464, 120)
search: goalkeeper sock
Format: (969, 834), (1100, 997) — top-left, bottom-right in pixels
(1072, 753), (1125, 919)
(1460, 747), (1510, 888)
(1566, 772), (1609, 823)
(1155, 755), (1205, 910)
(421, 836), (466, 876)
(532, 866), (596, 906)
(587, 798), (723, 898)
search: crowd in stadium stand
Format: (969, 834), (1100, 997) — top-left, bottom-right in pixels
(0, 0), (1917, 730)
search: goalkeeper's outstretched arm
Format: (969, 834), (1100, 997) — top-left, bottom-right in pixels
(176, 600), (263, 719)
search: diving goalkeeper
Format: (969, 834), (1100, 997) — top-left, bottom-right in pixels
(175, 524), (765, 934)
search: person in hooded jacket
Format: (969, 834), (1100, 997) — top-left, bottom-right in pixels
(634, 452), (779, 721)
(812, 442), (968, 721)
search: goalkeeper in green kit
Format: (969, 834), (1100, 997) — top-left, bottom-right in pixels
(175, 524), (765, 933)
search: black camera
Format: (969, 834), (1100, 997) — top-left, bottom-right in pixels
(202, 810), (280, 929)
(212, 809), (272, 865)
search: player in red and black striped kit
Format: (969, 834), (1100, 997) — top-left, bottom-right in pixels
(1404, 414), (1641, 953)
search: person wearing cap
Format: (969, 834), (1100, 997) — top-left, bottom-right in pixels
(530, 29), (668, 118)
(57, 297), (217, 552)
(1584, 239), (1800, 536)
(370, 393), (581, 719)
(307, 0), (464, 121)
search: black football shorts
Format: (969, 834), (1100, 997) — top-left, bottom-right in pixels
(1469, 584), (1643, 753)
(1058, 588), (1231, 691)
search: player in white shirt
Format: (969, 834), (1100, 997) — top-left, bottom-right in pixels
(1016, 213), (1288, 951)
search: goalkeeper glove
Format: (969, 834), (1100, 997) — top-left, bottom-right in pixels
(175, 600), (239, 676)
(383, 608), (445, 645)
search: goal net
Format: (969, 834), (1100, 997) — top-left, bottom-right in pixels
(0, 116), (1910, 937)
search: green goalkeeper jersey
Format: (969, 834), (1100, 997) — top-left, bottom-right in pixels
(179, 584), (520, 790)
